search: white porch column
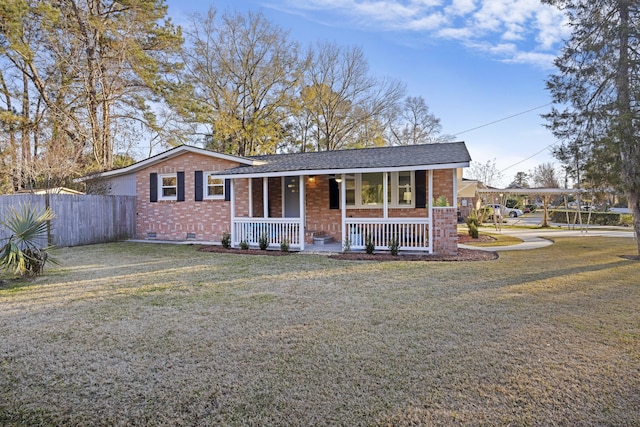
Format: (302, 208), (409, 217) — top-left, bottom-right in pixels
(383, 171), (388, 219)
(248, 178), (253, 218)
(452, 169), (458, 210)
(428, 170), (433, 254)
(230, 178), (236, 246)
(263, 177), (269, 218)
(299, 175), (305, 251)
(340, 174), (346, 249)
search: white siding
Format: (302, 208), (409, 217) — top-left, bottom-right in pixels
(108, 174), (137, 196)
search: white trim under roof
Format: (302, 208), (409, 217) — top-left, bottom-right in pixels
(88, 145), (258, 179)
(210, 161), (470, 180)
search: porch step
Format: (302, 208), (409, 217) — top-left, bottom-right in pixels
(313, 235), (334, 245)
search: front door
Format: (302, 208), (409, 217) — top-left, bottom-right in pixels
(284, 176), (300, 218)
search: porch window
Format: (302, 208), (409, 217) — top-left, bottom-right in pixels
(362, 173), (384, 205)
(345, 175), (356, 206)
(159, 174), (177, 200)
(398, 171), (413, 205)
(343, 172), (415, 208)
(205, 174), (225, 199)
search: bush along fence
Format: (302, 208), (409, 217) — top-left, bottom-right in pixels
(0, 194), (136, 247)
(549, 210), (633, 227)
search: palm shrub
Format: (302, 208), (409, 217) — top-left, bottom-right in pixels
(466, 212), (480, 239)
(0, 203), (56, 277)
(468, 222), (479, 239)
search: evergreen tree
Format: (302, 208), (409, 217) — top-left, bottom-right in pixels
(544, 0), (640, 256)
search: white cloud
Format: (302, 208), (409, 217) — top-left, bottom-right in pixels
(275, 0), (569, 67)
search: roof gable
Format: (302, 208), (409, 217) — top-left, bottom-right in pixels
(95, 145), (256, 178)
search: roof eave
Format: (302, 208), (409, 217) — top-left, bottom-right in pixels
(211, 161), (470, 180)
(79, 145), (255, 181)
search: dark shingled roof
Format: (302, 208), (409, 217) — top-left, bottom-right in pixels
(213, 141), (470, 176)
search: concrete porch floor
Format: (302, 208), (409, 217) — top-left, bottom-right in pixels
(302, 241), (343, 253)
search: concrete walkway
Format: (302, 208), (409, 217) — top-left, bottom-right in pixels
(459, 226), (636, 251)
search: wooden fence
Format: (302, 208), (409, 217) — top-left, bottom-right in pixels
(0, 194), (136, 247)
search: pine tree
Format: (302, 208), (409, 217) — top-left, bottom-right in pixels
(544, 0), (640, 256)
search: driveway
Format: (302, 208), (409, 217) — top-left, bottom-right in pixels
(460, 226), (636, 251)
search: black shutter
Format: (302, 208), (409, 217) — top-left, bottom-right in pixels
(224, 179), (231, 201)
(415, 170), (427, 208)
(195, 171), (203, 201)
(177, 171), (185, 202)
(150, 173), (158, 202)
(329, 178), (339, 209)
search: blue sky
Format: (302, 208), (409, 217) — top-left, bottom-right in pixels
(165, 0), (570, 187)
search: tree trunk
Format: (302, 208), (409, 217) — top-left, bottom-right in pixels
(616, 0), (639, 256)
(21, 72), (31, 189)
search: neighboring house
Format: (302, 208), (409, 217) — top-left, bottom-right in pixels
(89, 142), (471, 255)
(456, 170), (484, 221)
(18, 187), (84, 195)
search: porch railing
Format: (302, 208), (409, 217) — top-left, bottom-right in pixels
(232, 217), (302, 248)
(345, 218), (430, 252)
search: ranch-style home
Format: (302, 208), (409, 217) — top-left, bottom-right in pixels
(93, 142), (471, 255)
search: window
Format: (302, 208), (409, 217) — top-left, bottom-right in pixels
(159, 174), (177, 200)
(205, 174), (225, 199)
(342, 172), (414, 208)
(345, 175), (356, 206)
(361, 173), (383, 205)
(397, 171), (413, 206)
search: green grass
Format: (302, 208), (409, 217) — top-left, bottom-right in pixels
(0, 239), (639, 426)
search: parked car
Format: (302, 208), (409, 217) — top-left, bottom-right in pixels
(486, 204), (524, 218)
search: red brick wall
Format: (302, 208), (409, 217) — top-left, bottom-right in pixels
(432, 169), (455, 206)
(432, 207), (458, 255)
(304, 175), (342, 241)
(269, 177), (282, 217)
(136, 159), (458, 252)
(251, 178), (263, 217)
(234, 178), (250, 217)
(135, 153), (240, 241)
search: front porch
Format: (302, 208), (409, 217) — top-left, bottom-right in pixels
(224, 170), (462, 254)
(229, 216), (432, 252)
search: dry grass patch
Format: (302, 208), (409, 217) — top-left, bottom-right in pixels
(461, 232), (524, 247)
(0, 238), (639, 426)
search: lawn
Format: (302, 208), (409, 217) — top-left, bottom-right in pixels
(0, 237), (638, 426)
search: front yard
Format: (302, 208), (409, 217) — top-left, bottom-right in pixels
(0, 238), (638, 425)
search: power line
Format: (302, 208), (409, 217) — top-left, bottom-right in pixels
(452, 102), (553, 136)
(499, 143), (556, 174)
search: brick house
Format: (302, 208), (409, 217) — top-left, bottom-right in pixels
(93, 142), (471, 255)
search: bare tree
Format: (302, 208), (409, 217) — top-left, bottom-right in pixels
(300, 42), (405, 151)
(178, 7), (305, 156)
(531, 163), (560, 188)
(465, 159), (503, 187)
(387, 96), (453, 145)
